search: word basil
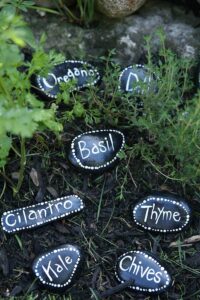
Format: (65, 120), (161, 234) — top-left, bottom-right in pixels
(1, 195), (84, 233)
(68, 129), (125, 172)
(34, 60), (101, 98)
(115, 251), (171, 294)
(133, 194), (191, 233)
(32, 244), (82, 289)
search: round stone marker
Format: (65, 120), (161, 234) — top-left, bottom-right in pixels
(115, 251), (171, 294)
(68, 129), (125, 173)
(33, 60), (101, 99)
(119, 64), (157, 94)
(32, 244), (82, 290)
(133, 194), (191, 233)
(1, 195), (84, 233)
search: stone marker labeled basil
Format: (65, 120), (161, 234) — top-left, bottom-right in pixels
(34, 60), (101, 98)
(133, 194), (191, 233)
(119, 64), (157, 94)
(68, 129), (125, 172)
(1, 195), (84, 233)
(32, 244), (82, 290)
(115, 251), (171, 294)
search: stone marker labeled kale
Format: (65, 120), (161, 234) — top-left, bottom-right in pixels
(32, 244), (82, 290)
(1, 195), (84, 233)
(119, 64), (157, 94)
(115, 251), (171, 294)
(34, 60), (101, 98)
(68, 129), (125, 172)
(133, 194), (191, 233)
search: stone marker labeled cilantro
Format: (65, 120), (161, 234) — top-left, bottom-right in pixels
(68, 129), (125, 173)
(115, 251), (171, 294)
(1, 195), (84, 233)
(34, 60), (101, 99)
(32, 244), (82, 290)
(119, 64), (157, 94)
(133, 194), (191, 233)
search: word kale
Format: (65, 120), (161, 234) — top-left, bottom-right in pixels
(133, 194), (191, 233)
(33, 60), (101, 99)
(32, 244), (82, 290)
(119, 64), (157, 94)
(68, 129), (125, 173)
(1, 195), (84, 233)
(115, 251), (171, 294)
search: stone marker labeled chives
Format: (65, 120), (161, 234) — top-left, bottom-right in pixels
(68, 129), (125, 173)
(32, 244), (82, 290)
(33, 60), (101, 99)
(115, 251), (171, 294)
(119, 64), (157, 94)
(1, 195), (84, 233)
(133, 194), (191, 233)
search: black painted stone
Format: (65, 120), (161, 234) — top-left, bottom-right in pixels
(115, 251), (171, 294)
(119, 64), (157, 94)
(68, 129), (125, 173)
(34, 60), (101, 99)
(32, 244), (82, 290)
(1, 195), (84, 233)
(133, 194), (191, 233)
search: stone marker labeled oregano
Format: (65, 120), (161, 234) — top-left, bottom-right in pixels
(34, 60), (101, 99)
(133, 194), (191, 233)
(119, 64), (157, 94)
(115, 251), (171, 294)
(1, 195), (84, 233)
(68, 129), (125, 173)
(32, 244), (82, 290)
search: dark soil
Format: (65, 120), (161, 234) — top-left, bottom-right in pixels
(0, 122), (200, 300)
(1, 0), (200, 298)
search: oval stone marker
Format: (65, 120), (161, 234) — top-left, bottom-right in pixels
(133, 194), (191, 233)
(68, 129), (125, 172)
(1, 195), (84, 233)
(115, 251), (171, 294)
(119, 64), (157, 94)
(34, 60), (101, 98)
(32, 244), (82, 290)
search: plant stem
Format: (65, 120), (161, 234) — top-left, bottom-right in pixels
(14, 137), (26, 196)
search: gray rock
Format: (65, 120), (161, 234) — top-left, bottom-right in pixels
(26, 0), (200, 65)
(96, 0), (146, 18)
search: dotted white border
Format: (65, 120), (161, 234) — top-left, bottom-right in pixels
(33, 245), (81, 288)
(36, 60), (101, 98)
(133, 196), (190, 233)
(1, 195), (84, 233)
(70, 129), (125, 170)
(115, 250), (171, 293)
(118, 64), (156, 92)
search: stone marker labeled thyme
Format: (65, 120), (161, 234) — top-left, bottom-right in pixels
(34, 60), (101, 98)
(115, 251), (171, 294)
(68, 129), (125, 172)
(32, 244), (82, 290)
(119, 64), (157, 94)
(1, 195), (84, 233)
(133, 194), (191, 233)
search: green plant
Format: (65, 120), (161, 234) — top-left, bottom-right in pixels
(57, 31), (200, 192)
(52, 0), (95, 26)
(0, 6), (63, 195)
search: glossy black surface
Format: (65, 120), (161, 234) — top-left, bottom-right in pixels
(32, 244), (82, 290)
(68, 129), (125, 173)
(115, 251), (171, 294)
(1, 195), (84, 233)
(133, 194), (191, 233)
(34, 60), (101, 98)
(119, 64), (157, 94)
